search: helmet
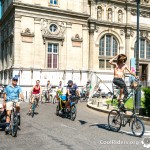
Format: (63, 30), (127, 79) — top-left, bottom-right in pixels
(67, 80), (73, 84)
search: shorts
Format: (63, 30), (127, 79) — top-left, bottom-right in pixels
(6, 101), (20, 111)
(113, 78), (128, 100)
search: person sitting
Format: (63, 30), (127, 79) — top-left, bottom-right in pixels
(65, 80), (80, 111)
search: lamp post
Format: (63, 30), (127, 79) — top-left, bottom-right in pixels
(135, 0), (141, 111)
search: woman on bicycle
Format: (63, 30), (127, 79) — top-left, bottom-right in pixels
(28, 80), (42, 114)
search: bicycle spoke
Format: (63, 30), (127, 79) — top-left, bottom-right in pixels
(108, 110), (122, 132)
(131, 118), (145, 137)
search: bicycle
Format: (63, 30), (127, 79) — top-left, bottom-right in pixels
(108, 78), (145, 137)
(69, 95), (80, 121)
(80, 89), (89, 102)
(5, 100), (22, 137)
(30, 94), (39, 118)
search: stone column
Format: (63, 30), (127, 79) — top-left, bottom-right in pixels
(66, 22), (72, 70)
(90, 0), (96, 19)
(82, 24), (89, 71)
(14, 14), (22, 67)
(89, 23), (95, 71)
(125, 28), (131, 67)
(126, 7), (131, 24)
(34, 17), (42, 68)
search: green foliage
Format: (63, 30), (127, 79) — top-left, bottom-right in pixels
(143, 88), (150, 117)
(106, 97), (145, 110)
(57, 90), (62, 95)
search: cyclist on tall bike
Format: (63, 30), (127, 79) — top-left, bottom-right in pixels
(28, 80), (42, 114)
(109, 54), (138, 111)
(3, 76), (24, 132)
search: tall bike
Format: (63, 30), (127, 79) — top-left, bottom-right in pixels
(108, 78), (145, 137)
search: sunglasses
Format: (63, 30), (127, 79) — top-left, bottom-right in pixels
(13, 79), (18, 82)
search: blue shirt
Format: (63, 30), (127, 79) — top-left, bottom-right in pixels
(67, 84), (78, 96)
(4, 84), (22, 102)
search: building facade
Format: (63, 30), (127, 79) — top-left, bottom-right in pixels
(0, 0), (150, 91)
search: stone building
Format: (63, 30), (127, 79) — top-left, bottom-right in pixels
(0, 0), (150, 92)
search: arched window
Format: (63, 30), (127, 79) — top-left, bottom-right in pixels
(134, 38), (150, 59)
(99, 34), (118, 69)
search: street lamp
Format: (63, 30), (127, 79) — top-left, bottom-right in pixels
(135, 0), (141, 111)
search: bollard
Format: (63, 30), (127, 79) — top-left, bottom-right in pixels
(107, 104), (109, 109)
(26, 91), (27, 99)
(97, 101), (99, 107)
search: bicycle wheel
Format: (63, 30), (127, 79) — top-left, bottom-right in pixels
(131, 117), (145, 137)
(56, 105), (59, 116)
(11, 114), (18, 137)
(31, 102), (36, 118)
(108, 109), (122, 132)
(70, 105), (77, 121)
(18, 115), (21, 126)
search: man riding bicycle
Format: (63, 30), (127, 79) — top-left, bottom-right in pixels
(109, 54), (138, 111)
(65, 80), (80, 111)
(3, 76), (24, 132)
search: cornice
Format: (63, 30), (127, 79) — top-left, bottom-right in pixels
(88, 18), (150, 32)
(13, 2), (90, 20)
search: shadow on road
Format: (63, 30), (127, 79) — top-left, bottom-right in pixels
(89, 123), (137, 137)
(78, 120), (88, 125)
(89, 123), (111, 131)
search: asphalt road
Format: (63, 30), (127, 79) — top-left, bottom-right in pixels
(0, 101), (150, 150)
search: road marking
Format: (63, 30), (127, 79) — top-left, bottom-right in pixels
(61, 124), (77, 130)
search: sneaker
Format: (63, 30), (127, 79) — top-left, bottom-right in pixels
(59, 110), (62, 114)
(120, 104), (127, 112)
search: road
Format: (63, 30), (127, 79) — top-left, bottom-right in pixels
(0, 101), (150, 150)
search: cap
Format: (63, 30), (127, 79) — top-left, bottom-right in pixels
(67, 80), (73, 84)
(12, 76), (18, 81)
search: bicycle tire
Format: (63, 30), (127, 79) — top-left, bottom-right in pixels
(18, 115), (21, 126)
(11, 114), (18, 137)
(70, 105), (77, 121)
(131, 117), (145, 137)
(108, 109), (122, 132)
(56, 105), (59, 116)
(31, 101), (36, 118)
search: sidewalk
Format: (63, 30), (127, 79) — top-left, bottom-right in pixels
(87, 98), (150, 126)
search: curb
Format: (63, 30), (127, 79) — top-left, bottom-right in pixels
(87, 102), (150, 126)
